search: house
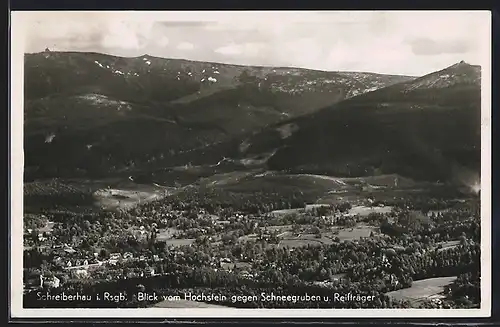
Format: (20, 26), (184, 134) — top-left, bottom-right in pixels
(390, 274), (399, 287)
(72, 269), (89, 279)
(83, 260), (89, 266)
(64, 247), (76, 254)
(52, 256), (63, 264)
(153, 255), (160, 262)
(40, 275), (60, 288)
(331, 274), (345, 282)
(139, 255), (146, 261)
(66, 260), (72, 267)
(37, 233), (47, 242)
(126, 271), (139, 279)
(109, 253), (121, 260)
(239, 271), (253, 279)
(144, 267), (155, 277)
(123, 252), (133, 260)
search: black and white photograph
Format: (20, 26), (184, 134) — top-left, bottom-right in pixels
(10, 10), (491, 318)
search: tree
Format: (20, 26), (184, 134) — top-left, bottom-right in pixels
(99, 248), (109, 259)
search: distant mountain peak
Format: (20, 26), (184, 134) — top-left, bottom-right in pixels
(137, 54), (154, 59)
(400, 61), (480, 92)
(449, 60), (468, 68)
(445, 60), (481, 72)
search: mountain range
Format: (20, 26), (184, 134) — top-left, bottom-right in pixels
(23, 51), (481, 187)
(24, 51), (413, 179)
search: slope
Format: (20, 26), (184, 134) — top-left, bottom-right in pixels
(238, 61), (481, 183)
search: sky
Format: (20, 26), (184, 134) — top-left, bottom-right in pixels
(15, 11), (491, 76)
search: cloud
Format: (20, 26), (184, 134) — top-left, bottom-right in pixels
(409, 38), (473, 56)
(101, 21), (143, 49)
(214, 44), (242, 55)
(17, 11), (491, 75)
(24, 12), (157, 51)
(160, 21), (214, 27)
(176, 42), (195, 50)
(280, 38), (326, 66)
(214, 43), (263, 56)
(156, 36), (170, 47)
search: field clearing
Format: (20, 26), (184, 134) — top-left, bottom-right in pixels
(25, 178), (174, 212)
(270, 208), (302, 216)
(38, 221), (55, 233)
(339, 174), (417, 188)
(270, 204), (331, 216)
(213, 172), (346, 200)
(348, 205), (393, 216)
(24, 179), (92, 196)
(94, 186), (169, 210)
(385, 276), (457, 302)
(247, 223), (379, 248)
(305, 204), (331, 210)
(238, 234), (258, 242)
(278, 236), (332, 248)
(153, 299), (233, 308)
(164, 238), (196, 246)
(221, 261), (252, 271)
(316, 194), (369, 205)
(332, 225), (377, 241)
(260, 225), (293, 232)
(156, 228), (181, 241)
(436, 240), (461, 252)
(199, 171), (257, 187)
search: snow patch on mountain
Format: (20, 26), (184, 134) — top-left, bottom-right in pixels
(76, 94), (132, 110)
(275, 123), (299, 139)
(45, 133), (56, 143)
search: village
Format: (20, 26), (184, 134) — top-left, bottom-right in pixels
(22, 188), (480, 309)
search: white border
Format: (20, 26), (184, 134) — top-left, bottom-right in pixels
(10, 10), (492, 319)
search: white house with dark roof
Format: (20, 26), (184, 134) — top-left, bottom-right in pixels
(40, 275), (60, 288)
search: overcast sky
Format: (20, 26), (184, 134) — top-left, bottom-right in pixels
(16, 11), (490, 76)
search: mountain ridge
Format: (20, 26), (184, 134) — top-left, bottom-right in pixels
(236, 61), (481, 184)
(24, 51), (415, 180)
(31, 49), (418, 77)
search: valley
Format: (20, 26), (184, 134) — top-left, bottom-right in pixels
(22, 51), (482, 310)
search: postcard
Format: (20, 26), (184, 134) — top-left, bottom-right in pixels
(10, 10), (492, 319)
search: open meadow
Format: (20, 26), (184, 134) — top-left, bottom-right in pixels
(385, 276), (458, 304)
